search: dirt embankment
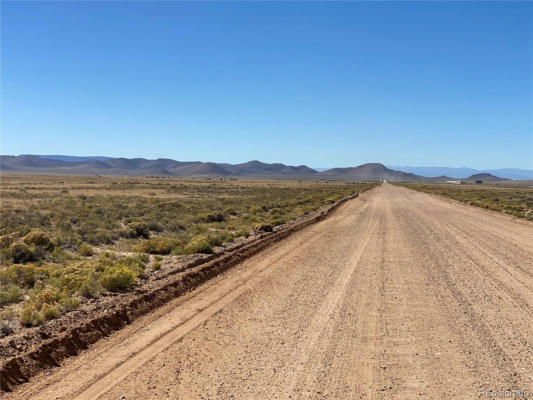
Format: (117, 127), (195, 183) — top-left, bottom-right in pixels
(0, 192), (362, 392)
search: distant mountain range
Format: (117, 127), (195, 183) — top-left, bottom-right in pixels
(317, 163), (421, 182)
(18, 154), (114, 163)
(388, 165), (533, 180)
(0, 154), (516, 182)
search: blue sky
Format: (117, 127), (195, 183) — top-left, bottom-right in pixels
(1, 1), (532, 169)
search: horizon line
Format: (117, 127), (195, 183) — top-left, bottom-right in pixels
(3, 154), (532, 172)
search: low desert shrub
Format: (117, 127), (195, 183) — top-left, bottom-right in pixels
(48, 247), (74, 264)
(119, 254), (149, 277)
(0, 264), (38, 287)
(232, 230), (249, 238)
(78, 243), (94, 257)
(249, 205), (261, 215)
(31, 288), (60, 310)
(127, 221), (150, 239)
(9, 243), (34, 263)
(23, 230), (54, 250)
(207, 231), (233, 247)
(198, 212), (226, 223)
(133, 237), (178, 255)
(294, 207), (306, 217)
(147, 220), (164, 232)
(40, 303), (60, 320)
(0, 233), (17, 249)
(99, 265), (137, 291)
(0, 284), (23, 305)
(84, 230), (114, 245)
(0, 248), (13, 265)
(20, 305), (45, 326)
(211, 212), (226, 222)
(79, 277), (101, 298)
(59, 296), (79, 312)
(182, 236), (213, 254)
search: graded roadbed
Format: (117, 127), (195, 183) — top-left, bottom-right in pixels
(0, 192), (359, 392)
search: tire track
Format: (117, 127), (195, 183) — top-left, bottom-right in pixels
(391, 185), (531, 390)
(280, 193), (383, 399)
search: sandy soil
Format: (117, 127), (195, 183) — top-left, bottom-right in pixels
(6, 184), (532, 399)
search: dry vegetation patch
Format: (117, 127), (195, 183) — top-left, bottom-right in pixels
(398, 183), (533, 220)
(0, 175), (376, 335)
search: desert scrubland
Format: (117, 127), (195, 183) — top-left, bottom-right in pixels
(1, 180), (531, 399)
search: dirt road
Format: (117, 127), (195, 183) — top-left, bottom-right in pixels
(8, 184), (533, 399)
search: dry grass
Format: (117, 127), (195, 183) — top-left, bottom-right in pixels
(399, 183), (533, 220)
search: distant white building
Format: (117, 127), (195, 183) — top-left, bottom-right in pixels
(446, 180), (461, 184)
